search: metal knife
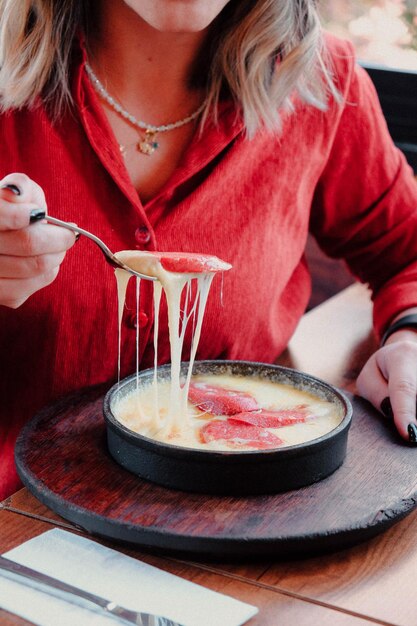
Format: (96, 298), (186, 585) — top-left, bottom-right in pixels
(0, 555), (183, 626)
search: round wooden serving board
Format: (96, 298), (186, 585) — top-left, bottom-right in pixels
(15, 386), (417, 558)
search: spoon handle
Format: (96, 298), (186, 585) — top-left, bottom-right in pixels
(29, 212), (156, 282)
(41, 215), (116, 257)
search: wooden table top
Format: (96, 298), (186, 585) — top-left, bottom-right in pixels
(1, 284), (414, 626)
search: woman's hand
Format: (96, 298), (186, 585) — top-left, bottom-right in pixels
(356, 326), (417, 443)
(0, 173), (76, 308)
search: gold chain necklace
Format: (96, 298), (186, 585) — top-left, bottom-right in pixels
(85, 62), (206, 156)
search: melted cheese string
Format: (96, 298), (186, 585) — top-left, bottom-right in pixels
(114, 251), (223, 437)
(115, 268), (131, 385)
(153, 282), (162, 429)
(115, 268), (147, 422)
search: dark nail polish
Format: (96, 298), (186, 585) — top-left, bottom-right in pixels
(1, 183), (21, 196)
(29, 209), (46, 223)
(380, 397), (393, 420)
(408, 423), (417, 445)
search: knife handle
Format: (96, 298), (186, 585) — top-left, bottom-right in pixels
(0, 555), (110, 611)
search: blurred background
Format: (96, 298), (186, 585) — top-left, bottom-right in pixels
(320, 0), (417, 70)
(307, 1), (417, 308)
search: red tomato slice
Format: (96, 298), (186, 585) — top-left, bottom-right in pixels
(200, 419), (283, 450)
(154, 252), (231, 274)
(189, 382), (259, 415)
(229, 409), (308, 428)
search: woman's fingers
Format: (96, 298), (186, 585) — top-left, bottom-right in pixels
(0, 174), (47, 231)
(0, 251), (67, 278)
(356, 352), (390, 416)
(0, 173), (47, 208)
(0, 268), (60, 309)
(356, 341), (417, 441)
(0, 224), (76, 307)
(0, 222), (76, 256)
(0, 173), (77, 308)
(0, 200), (44, 231)
(379, 341), (417, 440)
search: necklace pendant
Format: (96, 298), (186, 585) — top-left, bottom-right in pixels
(138, 130), (159, 156)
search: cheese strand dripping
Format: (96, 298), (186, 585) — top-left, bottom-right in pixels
(114, 250), (231, 437)
(115, 268), (131, 386)
(114, 269), (146, 421)
(152, 282), (163, 430)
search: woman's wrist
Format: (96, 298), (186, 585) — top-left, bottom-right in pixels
(381, 313), (417, 346)
(384, 327), (417, 346)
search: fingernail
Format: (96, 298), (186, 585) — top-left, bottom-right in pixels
(29, 209), (46, 223)
(408, 423), (417, 445)
(380, 397), (394, 420)
(1, 183), (21, 196)
(67, 222), (81, 242)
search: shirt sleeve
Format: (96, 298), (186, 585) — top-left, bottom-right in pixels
(309, 48), (417, 339)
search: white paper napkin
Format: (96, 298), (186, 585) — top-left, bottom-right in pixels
(0, 529), (257, 626)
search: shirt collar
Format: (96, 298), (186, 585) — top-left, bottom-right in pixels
(71, 38), (245, 212)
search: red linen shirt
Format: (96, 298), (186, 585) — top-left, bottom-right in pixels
(1, 35), (417, 498)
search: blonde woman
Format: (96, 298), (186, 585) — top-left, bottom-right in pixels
(1, 0), (417, 498)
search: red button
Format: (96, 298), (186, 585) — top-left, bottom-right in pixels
(126, 310), (149, 329)
(135, 226), (151, 245)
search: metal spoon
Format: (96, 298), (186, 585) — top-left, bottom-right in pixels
(30, 211), (156, 281)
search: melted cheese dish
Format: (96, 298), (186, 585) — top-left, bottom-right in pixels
(113, 373), (343, 451)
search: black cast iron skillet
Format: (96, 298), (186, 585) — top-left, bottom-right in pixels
(103, 360), (352, 495)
